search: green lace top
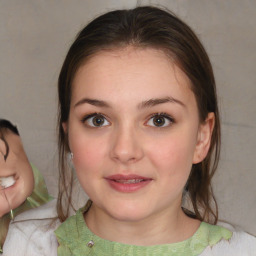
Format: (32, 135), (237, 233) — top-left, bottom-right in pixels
(0, 164), (52, 253)
(55, 202), (232, 256)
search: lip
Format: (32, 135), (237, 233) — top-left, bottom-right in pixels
(105, 174), (152, 193)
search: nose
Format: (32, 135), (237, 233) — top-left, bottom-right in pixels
(110, 125), (144, 164)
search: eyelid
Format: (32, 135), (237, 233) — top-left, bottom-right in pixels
(81, 112), (108, 121)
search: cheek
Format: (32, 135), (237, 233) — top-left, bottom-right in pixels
(19, 159), (34, 188)
(71, 136), (107, 174)
(147, 133), (197, 173)
(12, 163), (34, 208)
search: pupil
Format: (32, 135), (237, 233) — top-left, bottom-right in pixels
(93, 116), (104, 126)
(153, 116), (165, 126)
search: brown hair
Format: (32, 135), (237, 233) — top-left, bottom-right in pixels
(57, 6), (220, 223)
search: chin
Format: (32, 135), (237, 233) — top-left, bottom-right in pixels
(0, 207), (10, 217)
(11, 195), (27, 210)
(10, 188), (31, 210)
(106, 204), (151, 223)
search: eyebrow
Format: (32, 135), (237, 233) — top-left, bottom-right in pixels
(74, 98), (111, 108)
(74, 96), (186, 109)
(139, 96), (186, 109)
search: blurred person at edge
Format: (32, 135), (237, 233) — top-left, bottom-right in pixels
(0, 119), (53, 255)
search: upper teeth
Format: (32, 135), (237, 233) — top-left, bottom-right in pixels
(0, 176), (16, 189)
(116, 179), (143, 184)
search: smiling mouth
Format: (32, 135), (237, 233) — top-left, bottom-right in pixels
(105, 175), (152, 193)
(0, 176), (16, 189)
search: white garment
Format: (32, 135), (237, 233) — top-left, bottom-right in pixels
(200, 228), (256, 255)
(2, 200), (59, 256)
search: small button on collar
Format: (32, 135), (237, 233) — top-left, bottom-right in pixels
(87, 240), (95, 248)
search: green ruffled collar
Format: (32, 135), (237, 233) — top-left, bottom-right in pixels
(0, 164), (52, 253)
(55, 202), (232, 256)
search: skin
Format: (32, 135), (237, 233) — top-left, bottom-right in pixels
(63, 47), (215, 246)
(0, 131), (34, 217)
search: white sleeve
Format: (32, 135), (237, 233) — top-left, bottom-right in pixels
(2, 200), (59, 256)
(3, 218), (59, 256)
(200, 230), (256, 256)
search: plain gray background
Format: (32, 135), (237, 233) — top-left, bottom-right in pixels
(0, 0), (255, 234)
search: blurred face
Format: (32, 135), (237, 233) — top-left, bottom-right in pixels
(0, 131), (34, 217)
(64, 47), (214, 223)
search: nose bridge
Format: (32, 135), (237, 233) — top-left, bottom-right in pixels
(0, 141), (7, 164)
(0, 155), (4, 165)
(0, 139), (7, 156)
(0, 153), (8, 168)
(110, 121), (143, 164)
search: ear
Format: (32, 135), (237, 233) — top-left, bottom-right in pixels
(62, 122), (68, 134)
(193, 112), (215, 164)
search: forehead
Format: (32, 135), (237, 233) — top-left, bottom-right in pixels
(71, 47), (195, 108)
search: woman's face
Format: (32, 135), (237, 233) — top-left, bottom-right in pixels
(0, 131), (34, 217)
(64, 47), (214, 222)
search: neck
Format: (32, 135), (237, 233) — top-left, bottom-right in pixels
(85, 202), (200, 246)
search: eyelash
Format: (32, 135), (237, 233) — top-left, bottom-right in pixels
(81, 112), (175, 128)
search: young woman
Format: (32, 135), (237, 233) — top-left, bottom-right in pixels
(54, 6), (255, 256)
(2, 5), (255, 256)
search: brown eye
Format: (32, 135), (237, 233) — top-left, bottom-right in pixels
(84, 114), (110, 127)
(92, 115), (105, 126)
(146, 114), (174, 127)
(153, 116), (166, 127)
